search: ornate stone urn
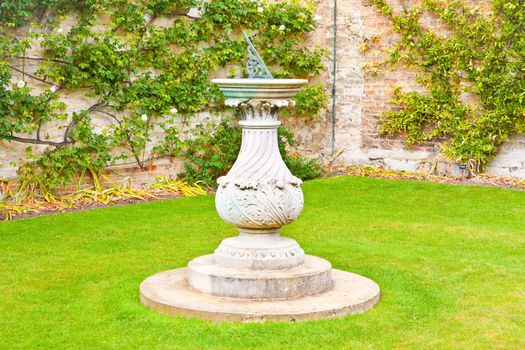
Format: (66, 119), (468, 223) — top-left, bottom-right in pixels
(139, 34), (380, 321)
(212, 79), (307, 271)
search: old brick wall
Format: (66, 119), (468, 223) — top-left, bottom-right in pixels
(358, 0), (445, 173)
(291, 0), (525, 178)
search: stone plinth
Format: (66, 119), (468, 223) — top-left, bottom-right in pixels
(140, 268), (380, 322)
(188, 254), (332, 299)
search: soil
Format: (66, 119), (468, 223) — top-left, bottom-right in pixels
(10, 193), (187, 221)
(328, 166), (525, 191)
(4, 168), (524, 222)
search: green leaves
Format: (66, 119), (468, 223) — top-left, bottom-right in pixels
(293, 84), (328, 118)
(375, 0), (525, 173)
(0, 0), (325, 192)
(179, 119), (322, 186)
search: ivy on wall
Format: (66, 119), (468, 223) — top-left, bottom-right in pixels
(371, 0), (524, 173)
(0, 0), (326, 191)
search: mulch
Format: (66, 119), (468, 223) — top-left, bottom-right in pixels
(4, 167), (524, 222)
(9, 192), (186, 221)
(328, 165), (525, 191)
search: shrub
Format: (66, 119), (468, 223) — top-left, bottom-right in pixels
(180, 119), (323, 186)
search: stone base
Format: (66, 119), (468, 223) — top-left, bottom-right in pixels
(140, 266), (380, 322)
(188, 254), (332, 299)
(213, 232), (305, 270)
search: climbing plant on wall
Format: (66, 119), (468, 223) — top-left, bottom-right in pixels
(0, 0), (326, 192)
(372, 0), (524, 173)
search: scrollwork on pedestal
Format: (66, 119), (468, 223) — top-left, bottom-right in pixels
(214, 245), (303, 261)
(215, 97), (305, 232)
(216, 177), (303, 229)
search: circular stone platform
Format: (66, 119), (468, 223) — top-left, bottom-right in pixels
(140, 267), (380, 322)
(188, 254), (332, 299)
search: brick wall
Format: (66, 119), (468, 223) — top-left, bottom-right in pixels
(299, 0), (525, 178)
(358, 0), (444, 173)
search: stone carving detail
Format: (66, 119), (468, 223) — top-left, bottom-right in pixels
(216, 178), (303, 229)
(239, 102), (279, 121)
(214, 246), (303, 260)
(215, 99), (304, 230)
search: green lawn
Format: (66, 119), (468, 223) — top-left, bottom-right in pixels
(1, 176), (524, 349)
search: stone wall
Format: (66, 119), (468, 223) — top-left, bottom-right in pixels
(2, 0), (525, 181)
(288, 0), (525, 178)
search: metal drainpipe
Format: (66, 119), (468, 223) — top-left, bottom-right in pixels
(330, 0), (337, 160)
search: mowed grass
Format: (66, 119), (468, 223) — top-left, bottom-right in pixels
(0, 176), (524, 349)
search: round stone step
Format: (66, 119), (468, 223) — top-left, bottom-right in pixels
(140, 267), (381, 322)
(187, 254), (332, 299)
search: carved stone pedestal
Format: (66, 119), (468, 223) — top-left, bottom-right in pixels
(213, 232), (304, 270)
(139, 79), (380, 321)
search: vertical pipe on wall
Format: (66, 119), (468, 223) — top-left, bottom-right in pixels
(330, 0), (337, 159)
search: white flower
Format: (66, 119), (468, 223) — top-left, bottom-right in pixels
(314, 15), (323, 23)
(56, 28), (63, 34)
(169, 108), (178, 114)
(257, 7), (264, 13)
(143, 13), (152, 22)
(140, 114), (148, 121)
(5, 85), (12, 91)
(187, 7), (204, 19)
(17, 80), (26, 88)
(278, 24), (286, 31)
(50, 85), (58, 93)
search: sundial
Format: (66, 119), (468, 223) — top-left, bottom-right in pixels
(242, 32), (273, 79)
(139, 32), (380, 321)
